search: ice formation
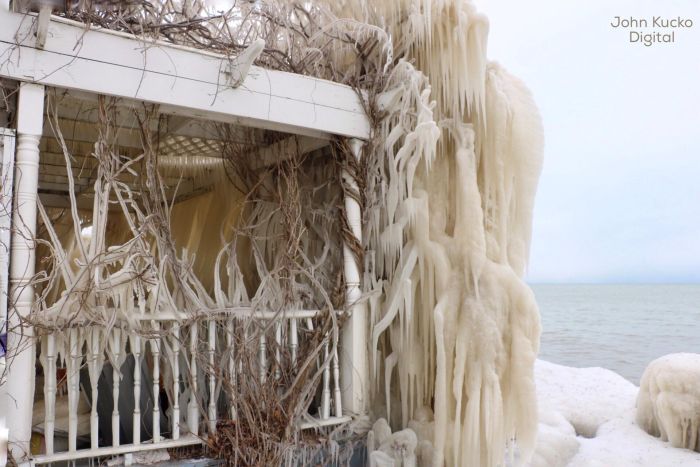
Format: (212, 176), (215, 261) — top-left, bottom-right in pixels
(529, 359), (638, 467)
(318, 0), (546, 464)
(368, 414), (435, 466)
(530, 359), (700, 467)
(358, 8), (544, 464)
(529, 408), (579, 467)
(534, 359), (637, 439)
(636, 353), (700, 452)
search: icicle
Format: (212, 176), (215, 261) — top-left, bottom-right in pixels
(358, 7), (544, 463)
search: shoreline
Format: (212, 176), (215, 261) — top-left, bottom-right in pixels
(532, 359), (700, 466)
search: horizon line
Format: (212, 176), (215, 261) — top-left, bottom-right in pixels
(527, 281), (700, 286)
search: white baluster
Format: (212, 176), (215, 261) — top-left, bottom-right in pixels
(226, 319), (236, 420)
(68, 328), (80, 452)
(290, 318), (298, 365)
(151, 322), (161, 443)
(44, 334), (56, 455)
(89, 328), (100, 449)
(332, 348), (342, 418)
(187, 322), (199, 435)
(112, 328), (121, 447)
(208, 320), (216, 433)
(172, 323), (180, 440)
(132, 335), (141, 445)
(259, 332), (267, 384)
(275, 321), (282, 380)
(321, 342), (331, 420)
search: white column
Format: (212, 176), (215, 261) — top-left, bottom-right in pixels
(5, 83), (44, 462)
(0, 128), (16, 467)
(340, 138), (368, 416)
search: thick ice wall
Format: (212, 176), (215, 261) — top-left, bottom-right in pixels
(367, 55), (543, 466)
(478, 63), (544, 276)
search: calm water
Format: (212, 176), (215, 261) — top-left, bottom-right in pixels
(532, 284), (700, 384)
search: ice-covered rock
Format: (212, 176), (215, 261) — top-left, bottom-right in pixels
(636, 353), (700, 452)
(371, 418), (393, 447)
(367, 417), (431, 467)
(378, 429), (417, 467)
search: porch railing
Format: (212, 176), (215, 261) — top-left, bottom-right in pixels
(31, 309), (349, 465)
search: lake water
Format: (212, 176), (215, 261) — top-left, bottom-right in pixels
(532, 283), (700, 384)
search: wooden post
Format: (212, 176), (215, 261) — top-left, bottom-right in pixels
(340, 138), (368, 416)
(5, 82), (44, 462)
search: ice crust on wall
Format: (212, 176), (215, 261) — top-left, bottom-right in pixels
(353, 0), (545, 462)
(636, 353), (700, 452)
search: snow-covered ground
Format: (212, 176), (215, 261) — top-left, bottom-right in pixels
(531, 360), (700, 467)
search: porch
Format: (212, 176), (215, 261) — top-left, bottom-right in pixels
(0, 3), (371, 465)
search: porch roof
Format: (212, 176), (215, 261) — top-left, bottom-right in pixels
(0, 7), (370, 141)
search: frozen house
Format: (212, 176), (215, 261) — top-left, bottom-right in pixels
(0, 1), (544, 466)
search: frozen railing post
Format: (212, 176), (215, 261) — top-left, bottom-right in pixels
(340, 138), (369, 416)
(4, 83), (44, 463)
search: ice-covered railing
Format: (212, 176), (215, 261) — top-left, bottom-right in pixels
(33, 308), (348, 464)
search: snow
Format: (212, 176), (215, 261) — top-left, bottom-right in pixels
(531, 359), (700, 467)
(529, 408), (579, 467)
(534, 360), (637, 438)
(636, 353), (700, 452)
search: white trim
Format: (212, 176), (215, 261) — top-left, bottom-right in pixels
(298, 415), (352, 430)
(0, 10), (370, 140)
(31, 435), (202, 465)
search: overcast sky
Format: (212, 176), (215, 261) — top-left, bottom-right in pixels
(479, 0), (700, 283)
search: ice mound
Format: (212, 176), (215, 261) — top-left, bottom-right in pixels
(367, 413), (434, 467)
(636, 353), (700, 452)
(529, 408), (579, 467)
(534, 359), (637, 438)
(531, 359), (700, 466)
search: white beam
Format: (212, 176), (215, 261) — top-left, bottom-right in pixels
(0, 11), (370, 140)
(251, 135), (330, 170)
(6, 82), (44, 463)
(50, 90), (258, 145)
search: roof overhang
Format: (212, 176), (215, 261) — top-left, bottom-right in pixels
(0, 8), (371, 140)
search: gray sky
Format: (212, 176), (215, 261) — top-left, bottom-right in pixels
(479, 0), (700, 283)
